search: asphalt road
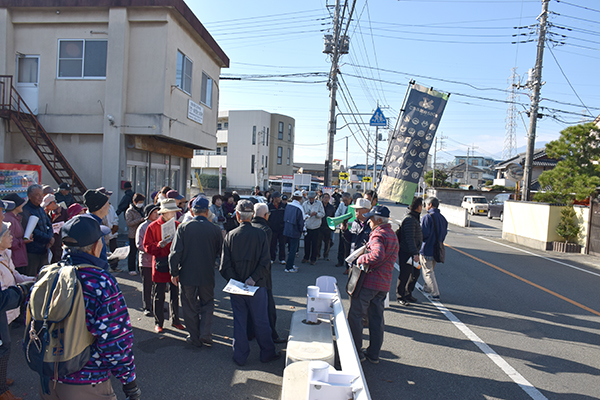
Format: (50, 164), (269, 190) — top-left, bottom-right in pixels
(6, 205), (600, 399)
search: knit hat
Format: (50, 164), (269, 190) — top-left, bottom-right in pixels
(123, 181), (132, 189)
(144, 204), (160, 218)
(83, 189), (109, 213)
(3, 193), (25, 208)
(271, 192), (281, 199)
(67, 203), (86, 220)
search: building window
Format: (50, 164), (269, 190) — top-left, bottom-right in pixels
(471, 173), (478, 179)
(277, 147), (283, 165)
(456, 172), (464, 178)
(216, 147), (221, 155)
(58, 39), (107, 78)
(201, 72), (212, 107)
(472, 159), (479, 166)
(217, 123), (222, 130)
(278, 122), (284, 139)
(194, 149), (204, 155)
(251, 155), (255, 173)
(223, 146), (228, 154)
(287, 148), (291, 165)
(288, 124), (292, 141)
(266, 128), (269, 146)
(262, 127), (266, 145)
(252, 126), (256, 145)
(224, 122), (229, 129)
(176, 50), (193, 94)
(265, 156), (268, 172)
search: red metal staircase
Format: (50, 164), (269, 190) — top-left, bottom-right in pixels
(0, 75), (87, 202)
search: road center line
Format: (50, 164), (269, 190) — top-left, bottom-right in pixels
(416, 284), (548, 400)
(446, 244), (600, 318)
(478, 236), (600, 278)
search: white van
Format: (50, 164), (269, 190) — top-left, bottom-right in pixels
(461, 195), (489, 216)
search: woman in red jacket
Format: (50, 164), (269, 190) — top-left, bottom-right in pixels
(143, 199), (185, 333)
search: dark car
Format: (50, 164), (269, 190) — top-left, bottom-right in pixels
(488, 193), (514, 221)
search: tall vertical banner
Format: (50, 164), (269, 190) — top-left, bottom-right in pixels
(379, 83), (449, 204)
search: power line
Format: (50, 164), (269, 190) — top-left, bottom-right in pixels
(546, 45), (595, 117)
(555, 0), (600, 13)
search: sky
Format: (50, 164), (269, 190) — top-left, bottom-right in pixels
(187, 0), (600, 168)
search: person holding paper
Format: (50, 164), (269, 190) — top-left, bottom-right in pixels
(21, 184), (54, 276)
(143, 199), (184, 334)
(169, 197), (222, 348)
(220, 200), (280, 366)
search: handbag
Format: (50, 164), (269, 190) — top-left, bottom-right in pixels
(154, 256), (170, 273)
(431, 214), (445, 263)
(346, 263), (370, 298)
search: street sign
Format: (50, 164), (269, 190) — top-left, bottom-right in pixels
(339, 172), (349, 180)
(370, 107), (387, 127)
(362, 176), (372, 182)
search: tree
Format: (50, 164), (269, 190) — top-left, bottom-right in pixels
(424, 169), (449, 187)
(534, 122), (600, 204)
(556, 206), (581, 243)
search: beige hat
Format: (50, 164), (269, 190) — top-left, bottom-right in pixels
(41, 194), (56, 208)
(157, 198), (181, 214)
(350, 197), (371, 210)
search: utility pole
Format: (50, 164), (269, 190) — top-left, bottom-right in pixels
(522, 0), (549, 201)
(365, 140), (369, 191)
(465, 147), (469, 186)
(345, 135), (349, 191)
(373, 125), (378, 188)
(324, 0), (342, 187)
(432, 137), (438, 188)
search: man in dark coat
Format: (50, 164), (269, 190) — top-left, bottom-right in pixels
(251, 204), (285, 343)
(169, 197), (223, 347)
(21, 184), (54, 276)
(267, 192), (286, 264)
(54, 182), (75, 207)
(220, 200), (280, 366)
(396, 197), (423, 306)
(116, 181), (134, 216)
(317, 192), (336, 260)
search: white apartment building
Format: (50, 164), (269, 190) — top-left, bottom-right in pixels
(0, 0), (228, 200)
(192, 110), (295, 190)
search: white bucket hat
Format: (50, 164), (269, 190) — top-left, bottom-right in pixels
(158, 198), (181, 214)
(350, 197), (371, 210)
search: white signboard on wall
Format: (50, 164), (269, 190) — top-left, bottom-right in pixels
(188, 99), (204, 124)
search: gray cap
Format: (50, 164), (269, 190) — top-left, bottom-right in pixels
(308, 191), (317, 198)
(236, 200), (254, 213)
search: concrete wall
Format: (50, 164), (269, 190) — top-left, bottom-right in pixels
(269, 113), (294, 177)
(439, 204), (468, 227)
(426, 187), (505, 207)
(502, 201), (589, 252)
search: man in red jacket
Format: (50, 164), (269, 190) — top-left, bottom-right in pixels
(143, 199), (185, 333)
(348, 205), (399, 364)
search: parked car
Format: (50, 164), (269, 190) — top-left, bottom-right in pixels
(488, 193), (514, 221)
(239, 195), (268, 204)
(461, 195), (489, 216)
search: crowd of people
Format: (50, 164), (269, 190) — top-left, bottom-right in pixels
(0, 181), (449, 398)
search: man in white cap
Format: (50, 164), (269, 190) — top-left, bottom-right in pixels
(282, 191), (305, 272)
(341, 197), (372, 275)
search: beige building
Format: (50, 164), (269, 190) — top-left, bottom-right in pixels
(192, 110), (295, 190)
(0, 0), (228, 200)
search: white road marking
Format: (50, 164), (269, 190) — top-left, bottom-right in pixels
(478, 236), (600, 278)
(416, 283), (548, 400)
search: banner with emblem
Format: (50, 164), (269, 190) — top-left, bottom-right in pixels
(379, 83), (449, 204)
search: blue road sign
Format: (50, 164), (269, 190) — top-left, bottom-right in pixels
(370, 107), (387, 126)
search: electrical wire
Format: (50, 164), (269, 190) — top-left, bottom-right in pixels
(555, 0), (600, 14)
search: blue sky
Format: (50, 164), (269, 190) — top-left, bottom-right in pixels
(188, 0), (599, 167)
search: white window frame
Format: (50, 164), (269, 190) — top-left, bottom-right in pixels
(57, 39), (108, 79)
(176, 50), (193, 95)
(201, 71), (213, 108)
